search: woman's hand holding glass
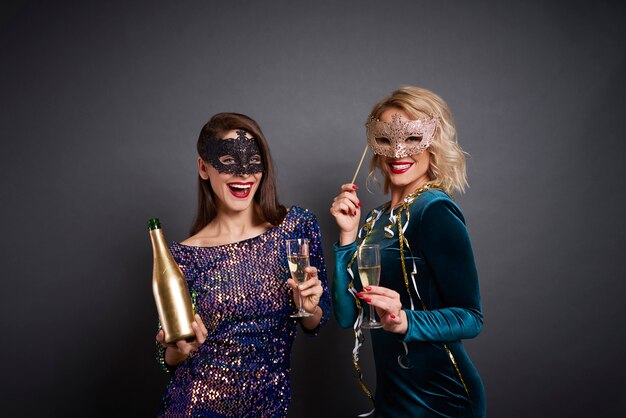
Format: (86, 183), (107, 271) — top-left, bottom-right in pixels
(357, 244), (383, 329)
(357, 286), (408, 334)
(287, 265), (323, 315)
(330, 183), (362, 245)
(286, 238), (324, 317)
(155, 314), (208, 365)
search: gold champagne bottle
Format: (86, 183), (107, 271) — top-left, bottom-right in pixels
(148, 218), (195, 344)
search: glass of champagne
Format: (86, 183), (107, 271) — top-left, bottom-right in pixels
(286, 238), (313, 318)
(358, 244), (383, 329)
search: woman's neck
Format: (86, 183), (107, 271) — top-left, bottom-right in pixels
(389, 176), (431, 208)
(211, 205), (264, 239)
(185, 204), (270, 247)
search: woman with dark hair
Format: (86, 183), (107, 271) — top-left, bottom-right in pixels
(155, 112), (330, 417)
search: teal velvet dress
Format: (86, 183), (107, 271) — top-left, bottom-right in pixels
(333, 189), (485, 418)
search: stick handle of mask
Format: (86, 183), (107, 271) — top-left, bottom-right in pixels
(351, 145), (369, 185)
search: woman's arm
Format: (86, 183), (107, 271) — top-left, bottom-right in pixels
(155, 314), (209, 371)
(332, 241), (359, 328)
(298, 210), (331, 334)
(401, 197), (483, 342)
(329, 183), (362, 328)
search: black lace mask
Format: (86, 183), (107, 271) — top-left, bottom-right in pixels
(203, 130), (265, 175)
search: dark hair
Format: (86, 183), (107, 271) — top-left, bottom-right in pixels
(190, 112), (286, 235)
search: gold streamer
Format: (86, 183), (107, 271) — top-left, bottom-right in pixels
(394, 184), (470, 397)
(345, 183), (470, 405)
(346, 214), (376, 406)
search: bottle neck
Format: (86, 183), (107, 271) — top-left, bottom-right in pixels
(148, 218), (161, 230)
(150, 228), (171, 262)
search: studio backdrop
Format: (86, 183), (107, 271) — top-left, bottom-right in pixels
(1, 1), (625, 417)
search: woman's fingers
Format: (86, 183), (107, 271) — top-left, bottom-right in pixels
(358, 288), (402, 316)
(385, 313), (403, 324)
(299, 267), (321, 292)
(360, 294), (399, 313)
(287, 265), (321, 312)
(331, 199), (359, 216)
(175, 339), (191, 355)
(190, 314), (208, 346)
(340, 183), (359, 193)
(286, 278), (297, 289)
(361, 285), (398, 298)
(194, 314), (208, 337)
(331, 185), (361, 217)
(331, 185), (362, 242)
(333, 190), (360, 206)
(304, 266), (317, 279)
(299, 279), (322, 297)
(156, 330), (177, 348)
(358, 285), (408, 333)
(377, 310), (406, 334)
(192, 322), (206, 345)
(289, 266), (316, 291)
(161, 314), (209, 356)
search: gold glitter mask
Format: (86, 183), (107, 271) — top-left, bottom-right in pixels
(366, 113), (437, 158)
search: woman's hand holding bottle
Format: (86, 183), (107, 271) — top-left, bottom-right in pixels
(156, 314), (208, 366)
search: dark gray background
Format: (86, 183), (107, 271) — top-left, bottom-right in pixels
(1, 0), (625, 417)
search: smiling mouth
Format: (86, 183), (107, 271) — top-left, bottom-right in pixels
(227, 182), (253, 198)
(389, 162), (414, 174)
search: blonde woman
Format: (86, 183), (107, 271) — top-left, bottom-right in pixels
(330, 87), (485, 417)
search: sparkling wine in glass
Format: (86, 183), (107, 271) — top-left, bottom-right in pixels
(286, 238), (313, 318)
(358, 244), (383, 329)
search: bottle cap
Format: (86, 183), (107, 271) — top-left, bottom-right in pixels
(148, 218), (161, 230)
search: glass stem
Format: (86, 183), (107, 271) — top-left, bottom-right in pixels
(369, 304), (375, 323)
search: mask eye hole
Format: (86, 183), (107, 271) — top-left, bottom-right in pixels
(406, 136), (422, 143)
(249, 154), (262, 164)
(375, 137), (391, 145)
(218, 155), (236, 165)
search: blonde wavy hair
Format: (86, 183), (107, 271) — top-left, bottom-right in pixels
(367, 86), (468, 195)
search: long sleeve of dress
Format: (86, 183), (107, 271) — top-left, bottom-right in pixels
(402, 197), (483, 343)
(298, 210), (332, 335)
(332, 241), (358, 328)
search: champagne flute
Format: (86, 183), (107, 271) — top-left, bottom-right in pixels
(286, 238), (313, 318)
(358, 244), (383, 329)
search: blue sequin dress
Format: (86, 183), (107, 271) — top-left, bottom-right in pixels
(158, 206), (330, 417)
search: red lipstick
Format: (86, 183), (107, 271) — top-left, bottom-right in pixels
(388, 162), (414, 174)
(227, 182), (254, 198)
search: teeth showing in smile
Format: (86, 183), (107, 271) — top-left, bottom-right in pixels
(391, 163), (412, 170)
(229, 183), (251, 190)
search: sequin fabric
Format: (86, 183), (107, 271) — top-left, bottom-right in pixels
(158, 206), (330, 417)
